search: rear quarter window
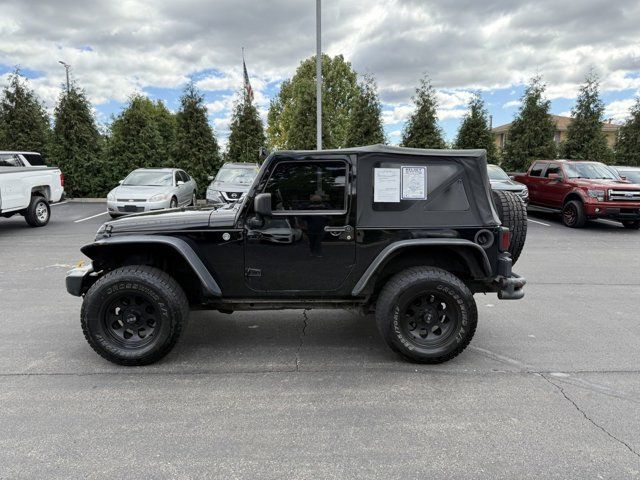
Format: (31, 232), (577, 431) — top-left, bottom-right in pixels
(23, 154), (45, 166)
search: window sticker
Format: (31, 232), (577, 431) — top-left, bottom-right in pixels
(373, 168), (401, 203)
(401, 166), (427, 200)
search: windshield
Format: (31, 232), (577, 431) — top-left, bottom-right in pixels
(487, 165), (511, 181)
(123, 171), (173, 186)
(563, 162), (618, 180)
(618, 169), (640, 183)
(215, 166), (258, 185)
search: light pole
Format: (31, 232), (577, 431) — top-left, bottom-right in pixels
(316, 0), (322, 150)
(58, 61), (70, 93)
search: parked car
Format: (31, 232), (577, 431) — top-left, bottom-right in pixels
(611, 166), (640, 184)
(0, 163), (65, 227)
(206, 162), (259, 206)
(488, 164), (529, 205)
(513, 160), (640, 229)
(67, 145), (526, 366)
(0, 151), (47, 167)
(107, 168), (197, 218)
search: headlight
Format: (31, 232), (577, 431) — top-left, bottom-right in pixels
(107, 191), (116, 201)
(587, 189), (605, 201)
(207, 189), (223, 200)
(149, 193), (168, 202)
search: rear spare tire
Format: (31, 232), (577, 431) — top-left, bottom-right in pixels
(81, 265), (189, 366)
(492, 190), (527, 264)
(375, 267), (478, 364)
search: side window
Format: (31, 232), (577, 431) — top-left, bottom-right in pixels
(530, 162), (545, 177)
(544, 164), (563, 178)
(264, 161), (347, 212)
(181, 171), (190, 182)
(23, 154), (44, 166)
(0, 154), (24, 167)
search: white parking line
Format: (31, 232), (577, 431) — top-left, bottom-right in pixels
(74, 211), (108, 223)
(528, 218), (551, 227)
(51, 201), (69, 206)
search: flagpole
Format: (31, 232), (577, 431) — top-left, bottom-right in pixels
(316, 0), (322, 151)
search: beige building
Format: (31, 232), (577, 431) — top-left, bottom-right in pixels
(492, 114), (619, 151)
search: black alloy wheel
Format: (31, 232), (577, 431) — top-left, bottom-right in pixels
(103, 293), (160, 348)
(399, 293), (458, 348)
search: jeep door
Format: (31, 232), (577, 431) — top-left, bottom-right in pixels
(243, 157), (356, 293)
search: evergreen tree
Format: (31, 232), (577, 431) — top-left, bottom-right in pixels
(345, 74), (385, 147)
(226, 90), (266, 164)
(401, 76), (445, 149)
(615, 97), (640, 166)
(267, 54), (358, 150)
(51, 83), (103, 197)
(455, 93), (497, 163)
(0, 69), (51, 156)
(563, 72), (614, 163)
(103, 95), (169, 187)
(502, 75), (556, 171)
(173, 83), (221, 195)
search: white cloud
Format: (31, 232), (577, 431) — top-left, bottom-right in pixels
(605, 98), (637, 123)
(503, 100), (521, 109)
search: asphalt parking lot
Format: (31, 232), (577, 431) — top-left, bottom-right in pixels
(1, 201), (639, 479)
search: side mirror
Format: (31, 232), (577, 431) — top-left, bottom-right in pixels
(620, 175), (627, 181)
(207, 175), (214, 181)
(509, 175), (515, 180)
(548, 173), (561, 181)
(118, 179), (124, 185)
(177, 180), (185, 186)
(254, 193), (272, 216)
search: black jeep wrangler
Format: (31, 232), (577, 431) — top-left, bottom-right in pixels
(66, 145), (526, 366)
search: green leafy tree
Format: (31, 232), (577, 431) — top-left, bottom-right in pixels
(0, 69), (51, 156)
(227, 91), (266, 164)
(455, 93), (497, 163)
(401, 76), (445, 149)
(103, 95), (172, 187)
(562, 72), (614, 163)
(345, 74), (385, 147)
(172, 83), (221, 195)
(51, 83), (103, 197)
(267, 54), (358, 150)
(502, 75), (557, 171)
(615, 97), (640, 166)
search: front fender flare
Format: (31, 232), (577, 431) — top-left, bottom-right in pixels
(81, 235), (222, 297)
(351, 239), (492, 296)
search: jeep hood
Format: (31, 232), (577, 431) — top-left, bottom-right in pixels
(98, 205), (239, 237)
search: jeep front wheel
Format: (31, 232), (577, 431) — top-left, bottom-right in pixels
(81, 265), (189, 366)
(375, 267), (478, 364)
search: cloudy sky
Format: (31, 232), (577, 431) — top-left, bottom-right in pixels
(1, 0), (639, 148)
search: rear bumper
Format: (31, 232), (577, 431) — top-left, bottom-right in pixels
(66, 264), (95, 296)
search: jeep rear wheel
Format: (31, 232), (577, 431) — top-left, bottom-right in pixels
(492, 190), (527, 264)
(375, 267), (478, 364)
(562, 200), (587, 228)
(81, 266), (189, 366)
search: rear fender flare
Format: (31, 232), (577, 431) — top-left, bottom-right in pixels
(81, 235), (222, 297)
(351, 239), (492, 296)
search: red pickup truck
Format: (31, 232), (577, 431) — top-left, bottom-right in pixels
(513, 160), (640, 229)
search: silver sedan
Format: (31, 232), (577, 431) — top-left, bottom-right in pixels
(106, 168), (197, 218)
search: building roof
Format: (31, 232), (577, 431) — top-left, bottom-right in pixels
(492, 115), (620, 134)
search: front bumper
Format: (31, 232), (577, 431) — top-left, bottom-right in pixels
(66, 264), (96, 296)
(584, 202), (640, 221)
(107, 199), (172, 216)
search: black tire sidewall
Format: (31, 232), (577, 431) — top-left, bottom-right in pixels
(26, 197), (50, 226)
(563, 200), (585, 228)
(170, 197), (178, 208)
(377, 269), (477, 362)
(82, 272), (178, 364)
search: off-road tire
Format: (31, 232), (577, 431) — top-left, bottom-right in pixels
(81, 265), (189, 366)
(562, 200), (587, 228)
(492, 190), (527, 264)
(375, 267), (478, 364)
(622, 220), (640, 230)
(24, 195), (50, 227)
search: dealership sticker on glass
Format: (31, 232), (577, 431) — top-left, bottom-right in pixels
(401, 166), (427, 200)
(373, 168), (401, 203)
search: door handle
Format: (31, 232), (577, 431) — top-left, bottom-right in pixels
(324, 225), (353, 233)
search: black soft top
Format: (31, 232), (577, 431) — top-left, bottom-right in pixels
(272, 145), (500, 228)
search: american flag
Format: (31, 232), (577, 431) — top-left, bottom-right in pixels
(243, 55), (254, 102)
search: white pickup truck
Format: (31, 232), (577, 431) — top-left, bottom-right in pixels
(0, 163), (65, 227)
